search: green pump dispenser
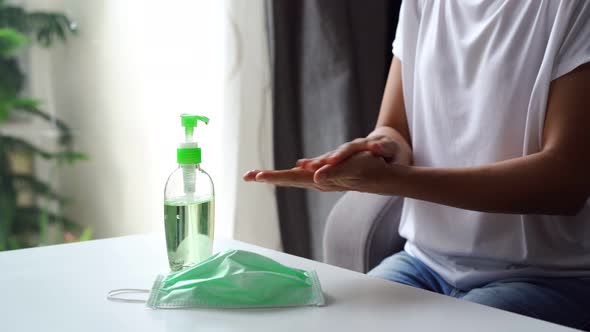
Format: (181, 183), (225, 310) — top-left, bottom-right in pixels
(177, 115), (209, 165)
(163, 114), (215, 272)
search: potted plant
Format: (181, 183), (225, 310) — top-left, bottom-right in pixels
(0, 0), (88, 251)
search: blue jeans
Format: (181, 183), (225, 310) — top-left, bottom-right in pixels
(368, 251), (590, 331)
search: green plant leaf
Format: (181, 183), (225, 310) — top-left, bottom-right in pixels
(6, 235), (24, 250)
(11, 99), (75, 147)
(0, 57), (24, 100)
(13, 207), (78, 232)
(26, 12), (76, 47)
(0, 185), (16, 249)
(8, 97), (39, 108)
(0, 28), (29, 57)
(11, 174), (69, 203)
(0, 99), (10, 121)
(0, 6), (28, 34)
(79, 228), (93, 242)
(0, 3), (85, 251)
(0, 31), (26, 112)
(0, 135), (88, 163)
(55, 151), (89, 165)
(0, 97), (34, 122)
(0, 142), (17, 250)
(0, 6), (76, 45)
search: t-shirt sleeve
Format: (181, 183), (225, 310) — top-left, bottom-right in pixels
(392, 0), (422, 61)
(552, 1), (590, 80)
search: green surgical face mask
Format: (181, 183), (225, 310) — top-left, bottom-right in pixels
(107, 250), (325, 309)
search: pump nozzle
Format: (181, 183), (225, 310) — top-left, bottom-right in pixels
(181, 114), (209, 142)
(178, 114), (210, 196)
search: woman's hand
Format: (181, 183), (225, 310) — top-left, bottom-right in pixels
(244, 151), (405, 194)
(297, 129), (412, 173)
(243, 167), (347, 192)
(243, 126), (412, 193)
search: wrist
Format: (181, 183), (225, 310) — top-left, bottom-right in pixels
(367, 163), (416, 196)
(369, 127), (414, 166)
(368, 126), (397, 139)
(390, 164), (415, 196)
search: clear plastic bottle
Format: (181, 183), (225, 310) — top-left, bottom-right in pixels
(163, 115), (215, 272)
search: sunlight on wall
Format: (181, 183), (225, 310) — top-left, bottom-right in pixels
(28, 0), (228, 239)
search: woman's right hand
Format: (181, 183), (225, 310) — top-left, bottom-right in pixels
(297, 128), (413, 172)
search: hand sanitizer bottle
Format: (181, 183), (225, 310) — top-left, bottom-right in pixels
(164, 114), (214, 272)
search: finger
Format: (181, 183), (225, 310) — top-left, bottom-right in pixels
(273, 182), (317, 189)
(260, 174), (322, 190)
(301, 152), (334, 171)
(315, 162), (359, 187)
(253, 168), (345, 192)
(313, 164), (332, 183)
(314, 162), (354, 184)
(243, 169), (263, 181)
(274, 182), (344, 192)
(296, 158), (311, 167)
(271, 176), (345, 192)
(324, 140), (369, 165)
(306, 159), (328, 171)
(255, 168), (315, 184)
(315, 152), (378, 185)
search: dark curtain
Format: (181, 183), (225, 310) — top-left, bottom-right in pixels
(267, 0), (401, 259)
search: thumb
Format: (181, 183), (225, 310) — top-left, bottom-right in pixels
(314, 164), (332, 183)
(314, 162), (355, 185)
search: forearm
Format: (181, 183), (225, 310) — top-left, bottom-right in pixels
(371, 58), (413, 165)
(386, 64), (590, 215)
(389, 150), (589, 215)
(376, 58), (409, 140)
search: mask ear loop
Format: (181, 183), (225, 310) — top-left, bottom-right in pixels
(107, 289), (150, 303)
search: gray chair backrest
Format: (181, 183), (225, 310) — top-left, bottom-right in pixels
(323, 191), (406, 273)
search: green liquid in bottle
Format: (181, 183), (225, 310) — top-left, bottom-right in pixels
(164, 197), (214, 272)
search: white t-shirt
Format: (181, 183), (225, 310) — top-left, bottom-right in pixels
(394, 0), (590, 290)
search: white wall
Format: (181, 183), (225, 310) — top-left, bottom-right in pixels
(223, 0), (281, 250)
(27, 0), (229, 239)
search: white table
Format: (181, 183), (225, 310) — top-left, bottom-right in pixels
(0, 234), (577, 332)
